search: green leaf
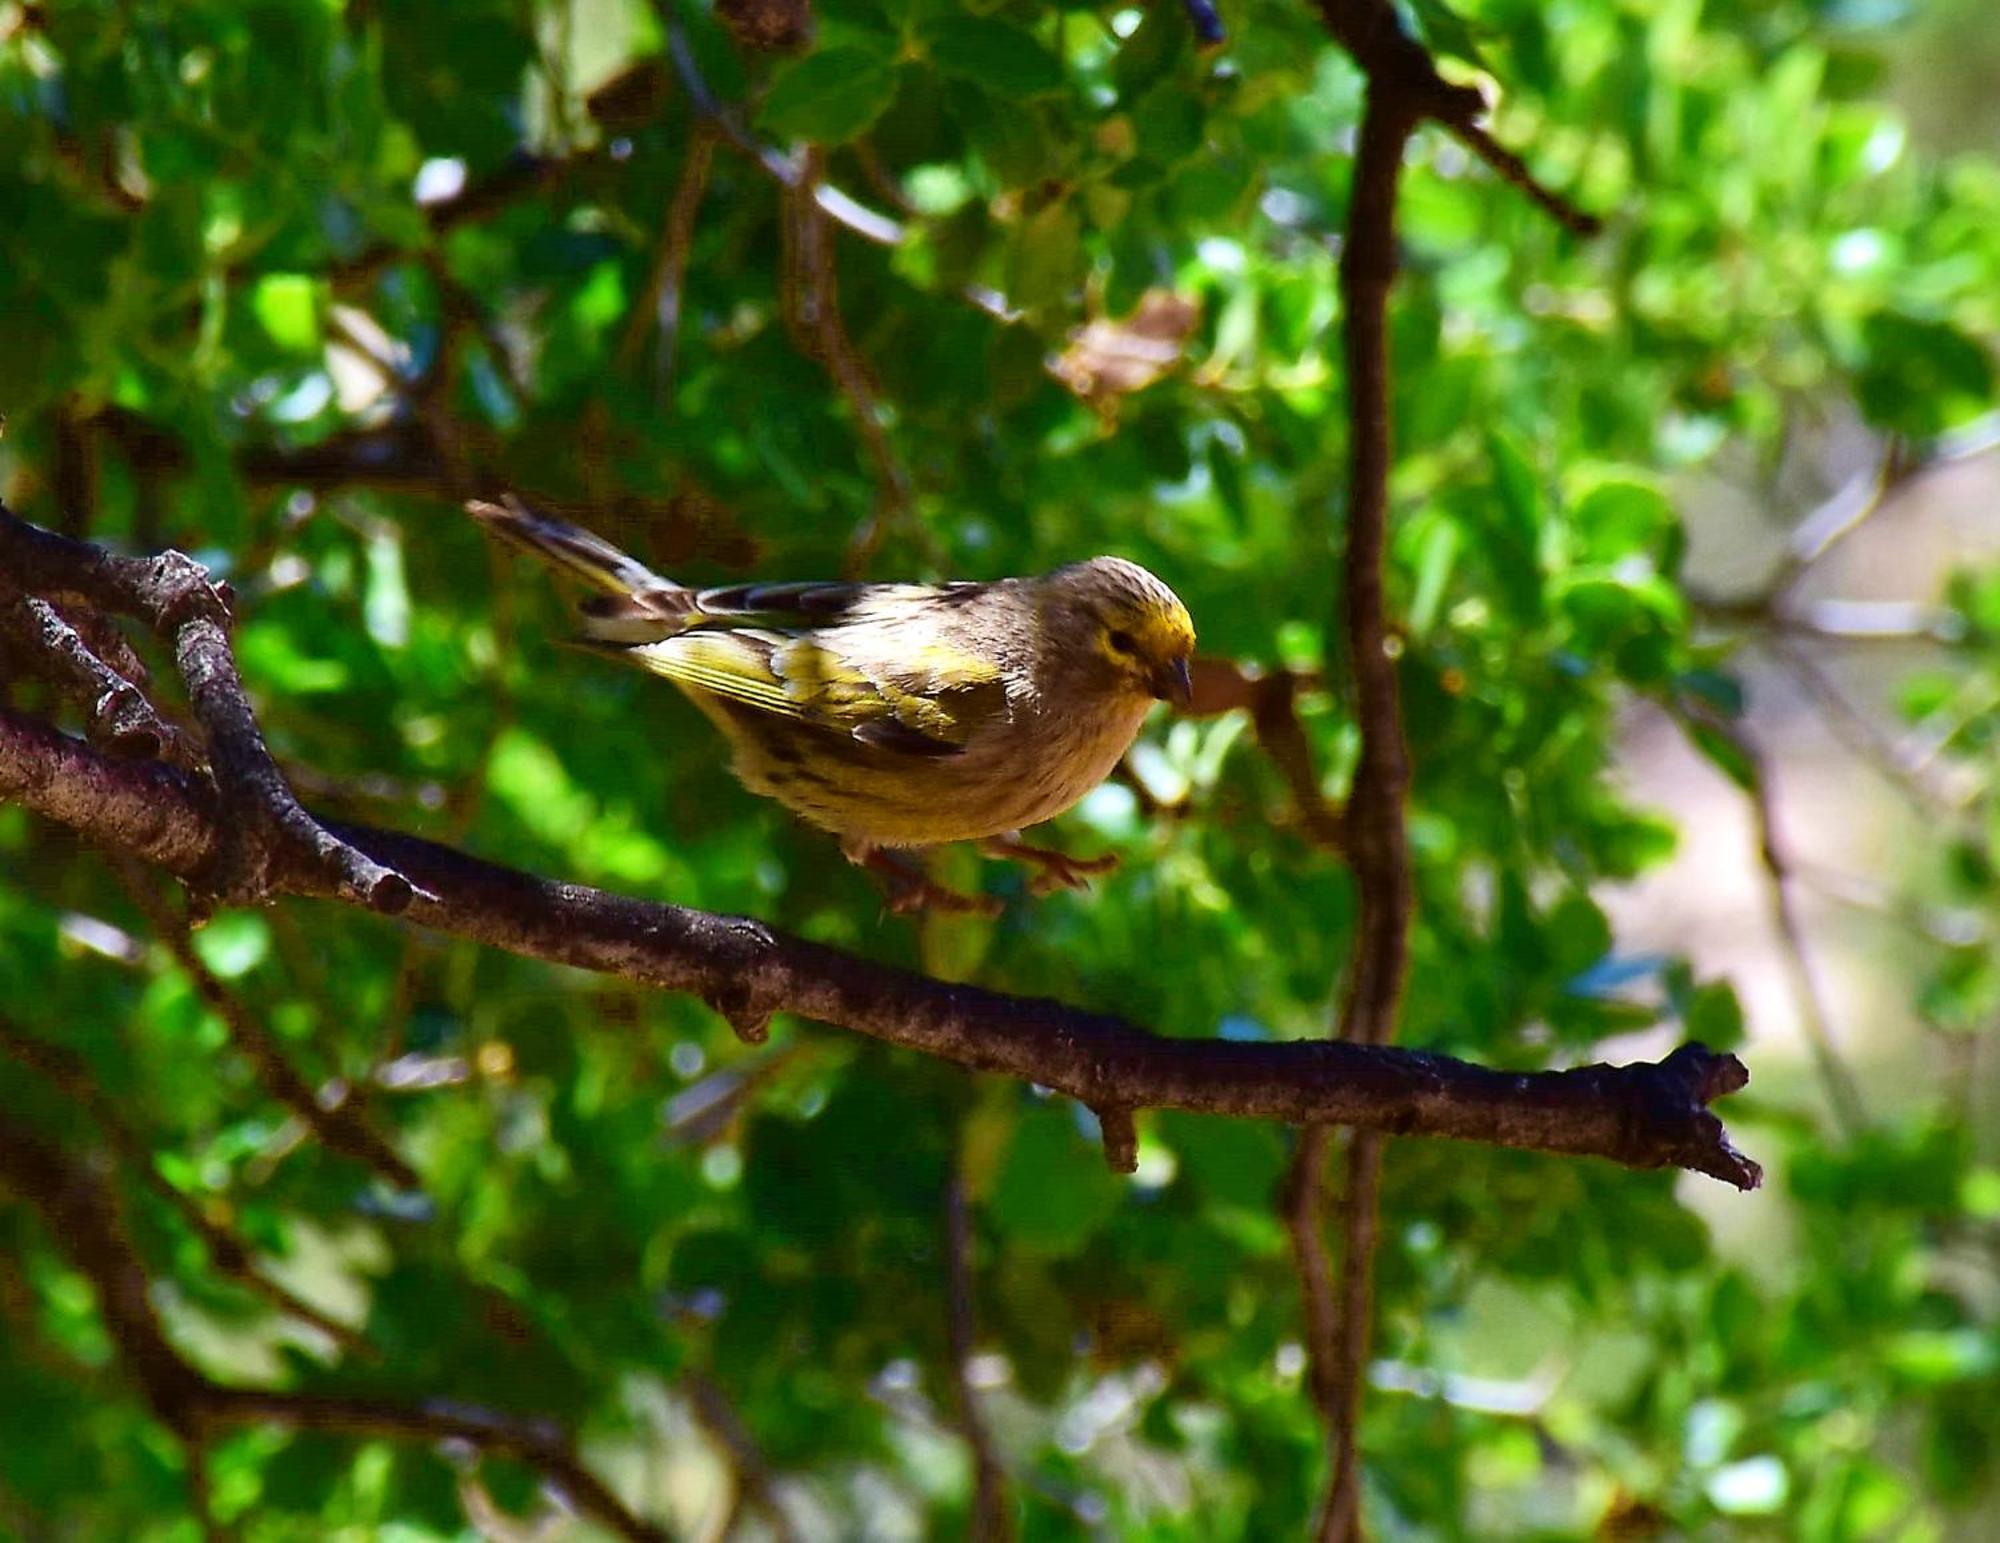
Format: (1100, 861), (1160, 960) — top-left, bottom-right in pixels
(250, 274), (322, 353)
(925, 16), (1065, 98)
(1683, 980), (1746, 1049)
(1570, 478), (1679, 566)
(1004, 200), (1082, 312)
(1405, 0), (1490, 69)
(1855, 311), (1994, 437)
(1685, 721), (1758, 791)
(759, 50), (901, 144)
(989, 1104), (1121, 1255)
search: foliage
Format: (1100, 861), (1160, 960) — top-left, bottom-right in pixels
(1, 0), (1997, 1537)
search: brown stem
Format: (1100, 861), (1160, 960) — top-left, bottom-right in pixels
(0, 1019), (374, 1356)
(683, 1371), (798, 1543)
(945, 1172), (1013, 1541)
(1318, 1131), (1385, 1540)
(618, 126), (717, 383)
(116, 866), (422, 1190)
(1740, 734), (1869, 1134)
(0, 1112), (663, 1542)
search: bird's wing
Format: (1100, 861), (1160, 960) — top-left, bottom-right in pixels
(683, 580), (983, 627)
(613, 623), (1009, 755)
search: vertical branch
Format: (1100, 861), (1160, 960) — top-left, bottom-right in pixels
(780, 150), (916, 572)
(1280, 1126), (1341, 1419)
(945, 1172), (1012, 1542)
(1294, 31), (1428, 1540)
(1284, 3), (1599, 1525)
(1741, 735), (1869, 1134)
(1333, 90), (1419, 1052)
(117, 867), (422, 1190)
(682, 1371), (798, 1543)
(1317, 1131), (1386, 1540)
(618, 126), (717, 393)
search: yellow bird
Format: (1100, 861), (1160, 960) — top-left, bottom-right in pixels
(468, 497), (1196, 912)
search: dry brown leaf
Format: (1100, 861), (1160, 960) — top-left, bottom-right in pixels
(1051, 289), (1201, 407)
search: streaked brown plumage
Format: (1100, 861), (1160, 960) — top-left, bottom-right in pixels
(469, 497), (1195, 909)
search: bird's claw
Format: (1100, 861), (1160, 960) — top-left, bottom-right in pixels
(848, 844), (1003, 917)
(883, 877), (1004, 918)
(982, 837), (1121, 894)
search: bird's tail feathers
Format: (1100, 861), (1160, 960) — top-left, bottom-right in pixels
(467, 496), (694, 642)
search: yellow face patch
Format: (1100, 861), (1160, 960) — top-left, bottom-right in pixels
(1097, 592), (1197, 678)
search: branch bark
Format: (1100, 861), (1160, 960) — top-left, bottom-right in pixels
(0, 505), (417, 913)
(1285, 0), (1614, 1530)
(0, 691), (1758, 1185)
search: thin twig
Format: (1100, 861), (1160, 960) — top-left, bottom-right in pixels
(683, 1371), (798, 1543)
(660, 11), (1014, 323)
(1312, 0), (1600, 238)
(1767, 639), (1972, 819)
(945, 1172), (1012, 1541)
(1736, 732), (1869, 1134)
(781, 150), (916, 572)
(0, 1114), (665, 1541)
(116, 866), (423, 1189)
(1448, 118), (1602, 237)
(0, 1018), (374, 1356)
(663, 17), (906, 247)
(618, 126), (717, 390)
(1185, 659), (1344, 853)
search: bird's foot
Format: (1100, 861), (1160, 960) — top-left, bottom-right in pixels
(846, 843), (1002, 918)
(980, 834), (1121, 895)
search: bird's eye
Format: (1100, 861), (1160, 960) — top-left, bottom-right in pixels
(1106, 628), (1138, 655)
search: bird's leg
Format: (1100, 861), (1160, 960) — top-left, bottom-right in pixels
(843, 840), (1002, 917)
(980, 832), (1120, 895)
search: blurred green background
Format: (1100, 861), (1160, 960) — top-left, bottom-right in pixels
(3, 0), (1999, 1536)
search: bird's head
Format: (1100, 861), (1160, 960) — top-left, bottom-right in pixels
(1043, 557), (1196, 708)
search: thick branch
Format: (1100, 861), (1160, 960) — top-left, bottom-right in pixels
(0, 503), (417, 912)
(0, 707), (1758, 1186)
(1334, 83), (1417, 1051)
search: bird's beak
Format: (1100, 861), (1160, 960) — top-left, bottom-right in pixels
(1153, 656), (1194, 709)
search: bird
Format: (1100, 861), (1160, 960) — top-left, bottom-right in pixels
(466, 496), (1196, 913)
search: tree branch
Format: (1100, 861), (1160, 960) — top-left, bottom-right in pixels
(0, 695), (1757, 1185)
(115, 865), (423, 1190)
(0, 1018), (374, 1358)
(682, 1370), (798, 1543)
(1310, 0), (1601, 237)
(1285, 0), (1613, 1528)
(0, 586), (168, 759)
(0, 1113), (664, 1543)
(1296, 34), (1428, 1541)
(0, 504), (419, 913)
(945, 1172), (1013, 1542)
